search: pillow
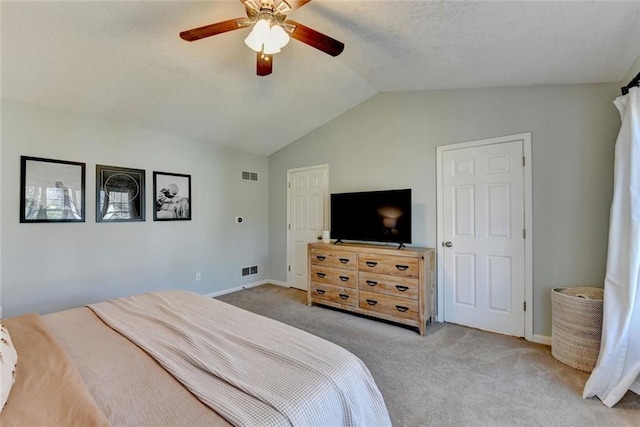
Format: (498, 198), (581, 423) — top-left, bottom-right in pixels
(0, 322), (18, 412)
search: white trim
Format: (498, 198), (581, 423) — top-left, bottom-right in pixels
(532, 334), (552, 346)
(286, 164), (329, 288)
(523, 134), (534, 342)
(436, 132), (534, 341)
(205, 279), (289, 298)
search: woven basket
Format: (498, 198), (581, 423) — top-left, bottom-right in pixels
(551, 287), (603, 372)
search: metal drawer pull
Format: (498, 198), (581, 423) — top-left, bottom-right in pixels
(316, 255), (326, 261)
(365, 261), (378, 267)
(339, 276), (349, 282)
(316, 289), (326, 295)
(339, 258), (349, 264)
(339, 294), (349, 300)
(316, 272), (326, 278)
(395, 285), (409, 292)
(366, 299), (378, 306)
(366, 280), (378, 286)
(395, 264), (409, 271)
(396, 305), (409, 312)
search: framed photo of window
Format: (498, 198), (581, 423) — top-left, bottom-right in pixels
(153, 171), (191, 221)
(96, 164), (145, 222)
(20, 156), (86, 223)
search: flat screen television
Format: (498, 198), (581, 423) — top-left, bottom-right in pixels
(330, 189), (412, 244)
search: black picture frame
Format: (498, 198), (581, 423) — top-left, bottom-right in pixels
(153, 171), (192, 221)
(20, 156), (86, 223)
(96, 164), (145, 222)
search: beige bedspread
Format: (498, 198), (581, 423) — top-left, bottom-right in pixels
(89, 290), (392, 427)
(43, 306), (231, 426)
(0, 313), (110, 427)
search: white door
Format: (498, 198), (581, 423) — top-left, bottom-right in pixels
(287, 165), (328, 290)
(441, 139), (526, 336)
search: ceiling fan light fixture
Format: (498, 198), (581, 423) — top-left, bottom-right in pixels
(270, 24), (290, 48)
(262, 42), (281, 55)
(244, 18), (270, 52)
(245, 17), (290, 54)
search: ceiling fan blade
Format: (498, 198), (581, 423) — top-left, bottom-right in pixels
(180, 18), (248, 42)
(257, 52), (273, 76)
(285, 20), (344, 57)
(287, 0), (312, 12)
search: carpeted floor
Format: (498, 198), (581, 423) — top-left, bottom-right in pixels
(217, 284), (640, 426)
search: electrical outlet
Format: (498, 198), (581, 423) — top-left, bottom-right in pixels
(195, 272), (201, 281)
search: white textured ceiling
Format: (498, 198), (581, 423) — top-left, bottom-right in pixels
(2, 1), (640, 155)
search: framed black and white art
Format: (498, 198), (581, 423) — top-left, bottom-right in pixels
(96, 164), (145, 222)
(20, 156), (86, 223)
(153, 171), (191, 221)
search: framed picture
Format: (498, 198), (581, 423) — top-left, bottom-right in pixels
(153, 171), (191, 221)
(20, 156), (86, 223)
(96, 164), (145, 222)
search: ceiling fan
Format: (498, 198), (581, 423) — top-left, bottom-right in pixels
(179, 0), (344, 76)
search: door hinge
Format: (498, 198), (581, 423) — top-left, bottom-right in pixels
(288, 265), (291, 272)
(288, 182), (291, 189)
(288, 224), (291, 230)
(522, 156), (526, 167)
(522, 228), (526, 239)
(523, 301), (527, 312)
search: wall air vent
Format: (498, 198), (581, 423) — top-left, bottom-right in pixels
(242, 266), (259, 277)
(242, 171), (258, 181)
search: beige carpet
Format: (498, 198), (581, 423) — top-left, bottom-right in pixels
(217, 284), (640, 426)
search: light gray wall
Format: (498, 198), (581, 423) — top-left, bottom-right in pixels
(268, 83), (621, 337)
(1, 99), (269, 317)
(0, 101), (3, 317)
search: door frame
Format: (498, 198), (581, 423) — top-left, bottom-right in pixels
(286, 164), (330, 287)
(436, 133), (533, 341)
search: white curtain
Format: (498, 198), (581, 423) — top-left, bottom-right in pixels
(583, 86), (640, 407)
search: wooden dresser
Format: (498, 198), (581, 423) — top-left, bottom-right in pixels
(307, 242), (435, 335)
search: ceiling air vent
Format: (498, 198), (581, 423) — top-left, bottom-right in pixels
(242, 171), (258, 181)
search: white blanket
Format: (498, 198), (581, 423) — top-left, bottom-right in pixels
(88, 290), (391, 427)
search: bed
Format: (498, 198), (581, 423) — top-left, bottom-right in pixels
(0, 290), (391, 426)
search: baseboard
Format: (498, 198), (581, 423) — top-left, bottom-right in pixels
(205, 279), (290, 298)
(532, 334), (552, 346)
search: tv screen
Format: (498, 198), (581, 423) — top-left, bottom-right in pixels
(330, 189), (412, 244)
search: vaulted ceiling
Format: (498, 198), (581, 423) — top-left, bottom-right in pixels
(2, 1), (640, 155)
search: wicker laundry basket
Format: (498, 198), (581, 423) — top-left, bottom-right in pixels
(551, 287), (603, 373)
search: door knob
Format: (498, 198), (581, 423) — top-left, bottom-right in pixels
(444, 241), (453, 248)
(317, 235), (322, 240)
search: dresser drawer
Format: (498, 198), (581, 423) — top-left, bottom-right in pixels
(358, 290), (418, 320)
(358, 272), (419, 300)
(310, 248), (357, 270)
(310, 265), (357, 288)
(310, 282), (358, 307)
(358, 253), (419, 278)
